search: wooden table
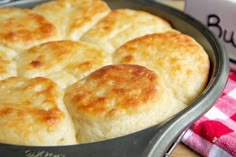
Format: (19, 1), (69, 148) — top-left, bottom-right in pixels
(154, 1), (202, 156)
(171, 143), (201, 157)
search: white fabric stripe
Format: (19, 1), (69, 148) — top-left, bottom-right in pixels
(204, 106), (236, 131)
(209, 145), (232, 157)
(205, 106), (229, 120)
(182, 129), (193, 141)
(228, 88), (236, 99)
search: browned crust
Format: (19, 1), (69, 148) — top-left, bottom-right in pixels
(65, 64), (160, 117)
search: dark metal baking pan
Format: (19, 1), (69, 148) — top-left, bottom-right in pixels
(0, 0), (229, 157)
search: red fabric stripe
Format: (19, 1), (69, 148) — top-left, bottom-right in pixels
(192, 120), (234, 144)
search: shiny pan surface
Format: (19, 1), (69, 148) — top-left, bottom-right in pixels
(0, 0), (229, 157)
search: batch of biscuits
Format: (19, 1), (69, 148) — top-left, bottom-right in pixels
(0, 0), (210, 146)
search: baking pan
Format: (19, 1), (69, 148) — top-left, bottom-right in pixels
(0, 0), (229, 157)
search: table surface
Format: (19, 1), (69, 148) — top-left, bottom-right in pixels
(154, 1), (202, 157)
(171, 144), (201, 157)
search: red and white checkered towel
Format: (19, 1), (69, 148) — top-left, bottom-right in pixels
(182, 72), (236, 157)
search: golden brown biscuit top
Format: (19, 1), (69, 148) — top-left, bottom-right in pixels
(0, 77), (65, 128)
(113, 31), (210, 104)
(64, 64), (160, 118)
(33, 0), (111, 40)
(0, 7), (60, 51)
(114, 31), (208, 62)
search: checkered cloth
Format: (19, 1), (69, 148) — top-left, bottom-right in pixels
(182, 72), (236, 157)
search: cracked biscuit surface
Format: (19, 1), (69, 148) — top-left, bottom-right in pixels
(0, 50), (16, 81)
(81, 9), (175, 54)
(16, 40), (112, 89)
(33, 0), (111, 40)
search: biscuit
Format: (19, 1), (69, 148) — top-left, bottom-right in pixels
(0, 77), (77, 146)
(81, 9), (174, 54)
(64, 64), (187, 143)
(33, 0), (111, 40)
(16, 40), (111, 89)
(0, 7), (60, 52)
(113, 31), (210, 104)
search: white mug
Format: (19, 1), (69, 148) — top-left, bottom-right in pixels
(185, 0), (236, 68)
